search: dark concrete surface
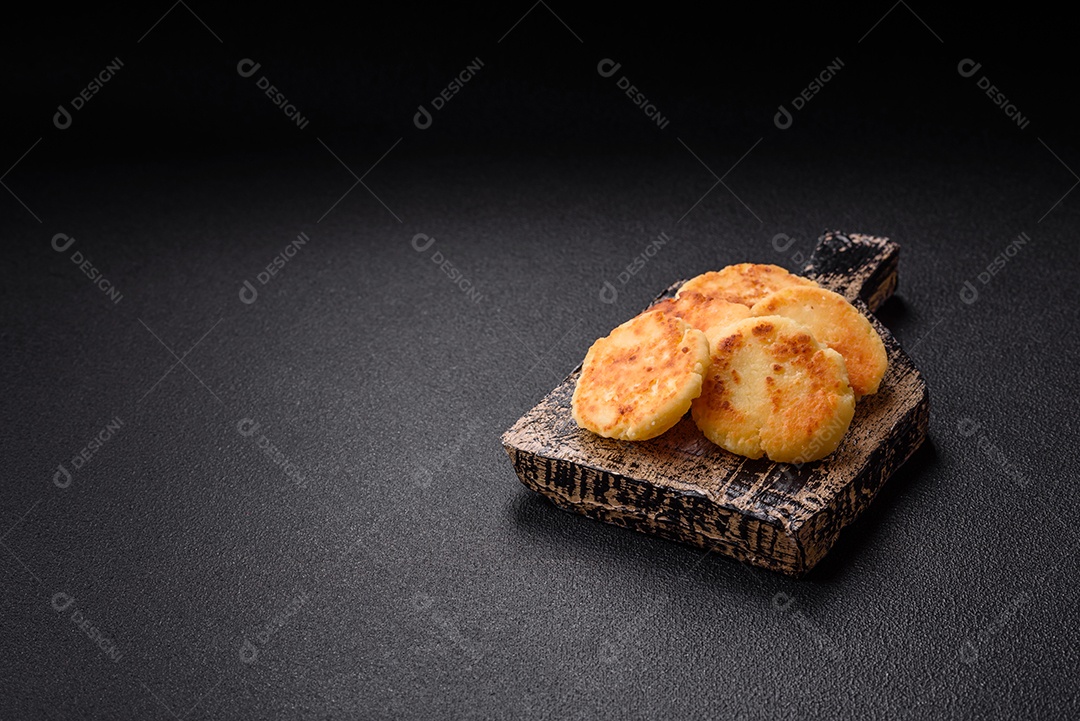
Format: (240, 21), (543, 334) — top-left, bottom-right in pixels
(3, 4), (1078, 719)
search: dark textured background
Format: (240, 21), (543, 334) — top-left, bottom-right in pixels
(3, 5), (1079, 719)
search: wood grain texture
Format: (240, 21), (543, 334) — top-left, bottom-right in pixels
(502, 231), (930, 576)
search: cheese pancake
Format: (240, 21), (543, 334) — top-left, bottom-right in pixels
(691, 316), (855, 462)
(751, 286), (887, 398)
(679, 264), (818, 307)
(572, 311), (710, 441)
(646, 290), (751, 334)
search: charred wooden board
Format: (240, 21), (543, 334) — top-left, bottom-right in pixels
(501, 231), (930, 576)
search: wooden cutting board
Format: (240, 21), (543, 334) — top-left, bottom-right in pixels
(501, 231), (930, 576)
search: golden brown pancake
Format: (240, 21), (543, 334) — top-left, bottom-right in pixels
(751, 286), (887, 398)
(646, 290), (751, 334)
(691, 316), (855, 462)
(572, 311), (710, 441)
(679, 264), (818, 307)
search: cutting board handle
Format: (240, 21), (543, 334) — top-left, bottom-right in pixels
(801, 230), (899, 313)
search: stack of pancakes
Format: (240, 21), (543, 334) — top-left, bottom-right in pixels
(571, 264), (887, 463)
